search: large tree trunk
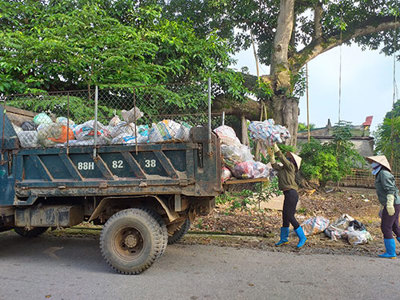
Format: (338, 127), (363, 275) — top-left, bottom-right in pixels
(269, 96), (298, 146)
(269, 0), (297, 146)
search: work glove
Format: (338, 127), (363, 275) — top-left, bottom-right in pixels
(267, 147), (276, 164)
(386, 194), (395, 216)
(273, 143), (280, 153)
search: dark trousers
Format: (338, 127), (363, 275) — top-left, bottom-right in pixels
(381, 204), (400, 239)
(282, 189), (300, 229)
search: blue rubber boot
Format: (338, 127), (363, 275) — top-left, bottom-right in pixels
(275, 227), (289, 246)
(294, 226), (307, 248)
(379, 238), (397, 259)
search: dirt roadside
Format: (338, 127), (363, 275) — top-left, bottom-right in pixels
(53, 187), (387, 257)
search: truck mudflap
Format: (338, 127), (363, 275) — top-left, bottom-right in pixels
(15, 205), (84, 228)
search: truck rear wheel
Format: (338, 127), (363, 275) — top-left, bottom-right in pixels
(168, 218), (190, 245)
(14, 227), (49, 238)
(100, 208), (165, 275)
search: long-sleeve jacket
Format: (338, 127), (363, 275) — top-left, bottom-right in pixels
(375, 169), (400, 206)
(271, 150), (298, 191)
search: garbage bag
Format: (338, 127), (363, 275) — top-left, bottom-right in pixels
(232, 161), (270, 179)
(221, 144), (253, 169)
(148, 120), (183, 143)
(37, 123), (62, 147)
(21, 121), (37, 131)
(109, 115), (121, 127)
(73, 120), (110, 141)
(175, 122), (192, 142)
(110, 122), (136, 138)
(324, 214), (354, 241)
(121, 107), (144, 123)
(56, 117), (75, 127)
(345, 227), (372, 245)
(48, 125), (75, 143)
(301, 216), (330, 236)
(33, 113), (52, 125)
(248, 119), (291, 146)
(17, 131), (38, 148)
(221, 167), (232, 182)
(214, 125), (241, 146)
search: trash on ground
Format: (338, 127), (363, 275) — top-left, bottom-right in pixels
(300, 216), (330, 236)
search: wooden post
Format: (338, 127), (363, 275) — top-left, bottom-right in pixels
(241, 115), (249, 146)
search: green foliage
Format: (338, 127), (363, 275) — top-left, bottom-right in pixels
(300, 122), (365, 187)
(7, 96), (115, 124)
(374, 99), (400, 171)
(0, 1), (248, 106)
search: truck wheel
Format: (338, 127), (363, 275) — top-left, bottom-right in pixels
(148, 210), (168, 258)
(100, 208), (165, 275)
(14, 227), (49, 238)
(168, 218), (190, 245)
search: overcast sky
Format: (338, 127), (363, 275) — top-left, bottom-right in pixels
(232, 45), (399, 133)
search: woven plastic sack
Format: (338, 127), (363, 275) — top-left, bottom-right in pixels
(33, 113), (52, 125)
(301, 216), (330, 236)
(214, 125), (241, 146)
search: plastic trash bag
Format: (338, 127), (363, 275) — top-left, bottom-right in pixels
(109, 115), (121, 127)
(73, 120), (110, 141)
(232, 161), (270, 179)
(175, 122), (192, 142)
(37, 123), (62, 147)
(17, 131), (38, 148)
(221, 144), (253, 169)
(33, 113), (52, 125)
(324, 214), (354, 241)
(21, 121), (37, 131)
(56, 117), (75, 127)
(221, 167), (232, 182)
(301, 216), (330, 236)
(248, 119), (291, 146)
(148, 120), (183, 143)
(121, 107), (144, 123)
(345, 227), (372, 245)
(110, 122), (136, 138)
(214, 125), (241, 146)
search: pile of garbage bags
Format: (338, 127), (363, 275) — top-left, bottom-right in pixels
(214, 125), (273, 182)
(248, 119), (291, 146)
(324, 214), (373, 245)
(13, 107), (192, 148)
(299, 215), (373, 245)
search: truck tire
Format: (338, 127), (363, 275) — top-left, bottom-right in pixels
(168, 218), (190, 245)
(14, 227), (49, 238)
(148, 210), (168, 258)
(100, 208), (165, 275)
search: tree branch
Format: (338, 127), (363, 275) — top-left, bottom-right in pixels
(292, 17), (400, 71)
(314, 2), (323, 40)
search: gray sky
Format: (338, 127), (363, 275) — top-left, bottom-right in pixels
(233, 45), (399, 133)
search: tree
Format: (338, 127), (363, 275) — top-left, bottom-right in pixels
(375, 99), (400, 172)
(157, 0), (400, 145)
(0, 1), (247, 107)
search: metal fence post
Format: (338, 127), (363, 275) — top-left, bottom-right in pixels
(208, 77), (212, 155)
(94, 86), (98, 158)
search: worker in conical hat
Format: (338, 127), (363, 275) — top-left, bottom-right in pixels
(268, 143), (306, 249)
(366, 155), (400, 259)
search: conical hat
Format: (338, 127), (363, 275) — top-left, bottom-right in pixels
(288, 152), (302, 170)
(366, 155), (391, 172)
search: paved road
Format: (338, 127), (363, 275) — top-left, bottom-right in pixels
(0, 231), (399, 300)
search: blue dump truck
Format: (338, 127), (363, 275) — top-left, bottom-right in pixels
(0, 104), (222, 274)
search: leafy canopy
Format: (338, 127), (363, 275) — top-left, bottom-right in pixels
(0, 0), (247, 105)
